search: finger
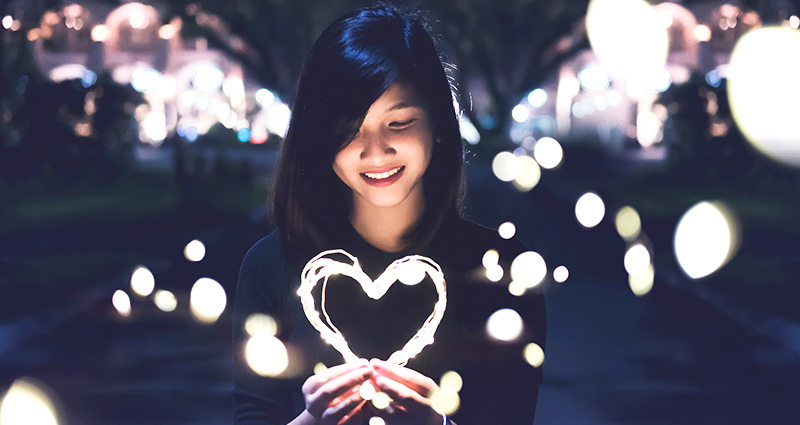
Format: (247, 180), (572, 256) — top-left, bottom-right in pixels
(322, 391), (364, 424)
(311, 367), (373, 407)
(306, 359), (369, 393)
(374, 375), (429, 407)
(338, 399), (368, 425)
(370, 359), (437, 396)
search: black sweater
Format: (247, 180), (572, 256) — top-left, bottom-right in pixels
(232, 217), (546, 425)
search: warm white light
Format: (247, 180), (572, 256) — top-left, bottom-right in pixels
(153, 290), (177, 312)
(430, 387), (460, 415)
(190, 277), (227, 323)
(486, 308), (524, 342)
(130, 68), (161, 93)
(51, 63), (89, 83)
(459, 116), (481, 145)
(615, 206), (641, 241)
(492, 151), (520, 182)
(482, 249), (499, 269)
(512, 155), (541, 192)
(313, 362), (327, 375)
(528, 88), (547, 107)
(129, 11), (147, 29)
(790, 16), (800, 29)
(533, 137), (563, 169)
(192, 64), (224, 92)
(440, 370), (463, 392)
(245, 334), (288, 376)
(256, 88), (275, 107)
(512, 104), (530, 123)
(359, 382), (376, 400)
(246, 313), (278, 337)
(91, 24), (108, 42)
(158, 24), (177, 39)
(486, 264), (504, 282)
(637, 111), (663, 147)
(369, 417), (386, 425)
(523, 342), (545, 368)
(112, 290), (131, 317)
(624, 243), (651, 276)
(371, 393), (392, 410)
(131, 266), (155, 297)
(728, 27), (800, 167)
(510, 251), (547, 288)
(553, 265), (569, 283)
(645, 68), (672, 93)
(184, 239), (206, 262)
(1, 16), (12, 30)
(575, 192), (605, 228)
(141, 111), (166, 144)
(0, 378), (59, 425)
(586, 0), (669, 81)
(266, 103), (292, 137)
(508, 280), (527, 296)
(674, 201), (739, 279)
(694, 24), (712, 41)
(629, 264), (655, 296)
(578, 64), (610, 91)
(397, 261), (426, 286)
(498, 222), (516, 239)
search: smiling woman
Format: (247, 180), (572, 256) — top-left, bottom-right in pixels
(232, 4), (546, 425)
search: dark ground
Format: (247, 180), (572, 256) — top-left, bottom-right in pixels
(1, 145), (799, 424)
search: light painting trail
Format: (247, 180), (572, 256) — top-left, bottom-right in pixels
(298, 249), (447, 366)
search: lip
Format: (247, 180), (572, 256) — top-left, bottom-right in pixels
(361, 166), (404, 187)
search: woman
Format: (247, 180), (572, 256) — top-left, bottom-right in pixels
(233, 4), (546, 425)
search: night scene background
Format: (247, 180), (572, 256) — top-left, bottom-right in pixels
(1, 0), (799, 424)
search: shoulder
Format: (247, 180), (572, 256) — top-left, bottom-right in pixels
(237, 230), (296, 297)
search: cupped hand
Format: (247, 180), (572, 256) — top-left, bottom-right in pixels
(302, 359), (373, 425)
(368, 359), (442, 425)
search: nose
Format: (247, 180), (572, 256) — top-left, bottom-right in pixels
(358, 130), (396, 161)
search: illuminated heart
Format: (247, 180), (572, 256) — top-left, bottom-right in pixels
(298, 249), (446, 366)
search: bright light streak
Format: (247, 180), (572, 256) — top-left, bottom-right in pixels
(397, 261), (426, 286)
(629, 264), (655, 296)
(523, 342), (545, 367)
(512, 104), (530, 123)
(498, 222), (516, 239)
(440, 370), (463, 392)
(482, 249), (499, 268)
(0, 378), (59, 425)
(578, 64), (610, 91)
(430, 387), (460, 415)
(245, 313), (278, 337)
(486, 264), (504, 282)
(192, 64), (224, 92)
(112, 290), (131, 317)
(728, 27), (800, 167)
(528, 88), (547, 107)
(130, 68), (161, 93)
(190, 277), (227, 323)
(533, 137), (563, 169)
(575, 192), (605, 228)
(492, 151), (520, 182)
(256, 88), (275, 107)
(674, 201), (739, 279)
(615, 206), (641, 241)
(553, 265), (569, 283)
(153, 290), (177, 312)
(512, 155), (541, 192)
(624, 243), (651, 276)
(586, 0), (669, 81)
(459, 115), (481, 145)
(91, 24), (108, 42)
(130, 266), (155, 297)
(486, 308), (524, 342)
(245, 334), (288, 376)
(510, 251), (547, 288)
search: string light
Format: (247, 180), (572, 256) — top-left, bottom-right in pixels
(298, 250), (447, 366)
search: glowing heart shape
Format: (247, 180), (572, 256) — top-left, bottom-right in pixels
(298, 249), (446, 366)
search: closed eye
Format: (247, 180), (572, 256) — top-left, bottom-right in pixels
(389, 119), (416, 129)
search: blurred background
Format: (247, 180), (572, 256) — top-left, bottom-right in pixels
(1, 0), (799, 424)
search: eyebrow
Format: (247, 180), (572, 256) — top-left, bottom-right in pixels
(386, 101), (424, 112)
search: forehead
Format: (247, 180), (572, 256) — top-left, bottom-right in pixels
(366, 82), (426, 116)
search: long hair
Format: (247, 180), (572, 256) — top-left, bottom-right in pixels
(271, 3), (464, 258)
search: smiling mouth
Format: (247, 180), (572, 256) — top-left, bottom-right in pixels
(363, 166), (403, 180)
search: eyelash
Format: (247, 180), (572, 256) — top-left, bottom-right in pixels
(389, 119), (416, 129)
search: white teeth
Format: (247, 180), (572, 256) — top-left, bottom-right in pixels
(364, 167), (401, 180)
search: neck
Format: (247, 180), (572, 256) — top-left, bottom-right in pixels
(350, 196), (425, 253)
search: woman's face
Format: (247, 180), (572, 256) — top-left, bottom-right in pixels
(333, 82), (436, 215)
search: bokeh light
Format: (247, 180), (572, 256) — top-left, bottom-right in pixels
(184, 239), (206, 262)
(728, 27), (800, 167)
(245, 313), (278, 337)
(112, 289), (131, 317)
(615, 206), (642, 241)
(397, 261), (426, 286)
(371, 392), (391, 410)
(153, 290), (177, 312)
(255, 88), (275, 107)
(629, 264), (655, 296)
(624, 243), (651, 276)
(523, 342), (545, 368)
(578, 64), (610, 91)
(313, 362), (327, 375)
(508, 280), (527, 297)
(510, 251), (547, 288)
(486, 308), (524, 342)
(190, 277), (227, 323)
(130, 68), (161, 93)
(359, 382), (376, 400)
(130, 266), (155, 297)
(91, 24), (108, 42)
(369, 417), (386, 425)
(512, 155), (541, 192)
(482, 249), (499, 269)
(575, 192), (605, 228)
(430, 387), (460, 416)
(674, 201), (740, 279)
(528, 88), (547, 107)
(694, 24), (712, 42)
(486, 264), (504, 282)
(498, 222), (516, 239)
(0, 378), (59, 425)
(553, 265), (569, 283)
(532, 137), (563, 169)
(192, 64), (224, 92)
(512, 104), (530, 123)
(440, 370), (463, 392)
(245, 334), (288, 376)
(492, 151), (520, 182)
(586, 0), (669, 81)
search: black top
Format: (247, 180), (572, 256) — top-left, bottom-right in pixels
(232, 216), (546, 425)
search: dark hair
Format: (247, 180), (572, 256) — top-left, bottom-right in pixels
(271, 3), (464, 257)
